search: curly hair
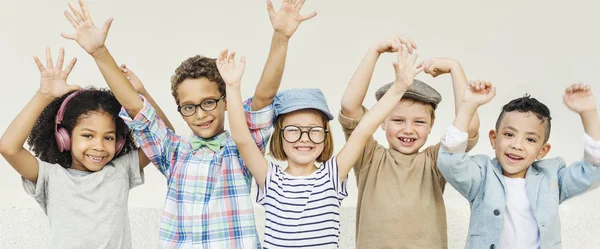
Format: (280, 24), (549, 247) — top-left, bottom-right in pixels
(495, 94), (552, 143)
(27, 87), (137, 168)
(170, 55), (226, 106)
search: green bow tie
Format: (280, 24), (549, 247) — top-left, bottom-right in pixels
(190, 137), (222, 152)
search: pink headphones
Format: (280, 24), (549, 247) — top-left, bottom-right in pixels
(54, 91), (126, 154)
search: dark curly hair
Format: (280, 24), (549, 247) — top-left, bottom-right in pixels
(170, 55), (226, 106)
(495, 94), (552, 143)
(27, 87), (137, 168)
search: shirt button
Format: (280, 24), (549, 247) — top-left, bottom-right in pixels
(493, 209), (500, 216)
(490, 244), (496, 249)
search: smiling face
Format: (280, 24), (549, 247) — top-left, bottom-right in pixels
(490, 111), (551, 178)
(69, 111), (118, 171)
(381, 99), (434, 154)
(177, 78), (226, 138)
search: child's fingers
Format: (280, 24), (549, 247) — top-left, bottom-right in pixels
(290, 0), (297, 5)
(33, 56), (45, 72)
(101, 18), (114, 35)
(228, 52), (236, 62)
(296, 0), (305, 9)
(56, 48), (65, 70)
(266, 0), (276, 19)
(68, 2), (84, 23)
(60, 32), (78, 41)
(409, 52), (419, 65)
(218, 49), (228, 63)
(64, 58), (78, 75)
(45, 47), (54, 69)
(240, 56), (247, 71)
(301, 11), (317, 21)
(78, 0), (92, 21)
(414, 64), (424, 75)
(64, 11), (79, 28)
(68, 84), (83, 92)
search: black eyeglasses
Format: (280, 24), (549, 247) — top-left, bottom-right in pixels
(177, 96), (224, 117)
(280, 125), (328, 144)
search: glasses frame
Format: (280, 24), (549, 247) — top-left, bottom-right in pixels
(177, 96), (224, 117)
(280, 125), (329, 144)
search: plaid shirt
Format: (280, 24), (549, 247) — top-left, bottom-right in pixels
(120, 96), (274, 249)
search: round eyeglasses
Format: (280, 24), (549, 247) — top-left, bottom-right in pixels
(281, 125), (328, 144)
(177, 96), (224, 117)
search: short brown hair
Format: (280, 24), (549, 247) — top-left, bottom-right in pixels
(170, 55), (226, 105)
(269, 110), (334, 163)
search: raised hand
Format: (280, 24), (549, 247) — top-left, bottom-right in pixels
(61, 0), (113, 55)
(373, 35), (417, 54)
(120, 64), (145, 94)
(267, 0), (317, 38)
(216, 49), (246, 87)
(422, 57), (459, 78)
(462, 80), (496, 106)
(392, 49), (423, 89)
(563, 84), (597, 114)
(33, 47), (81, 98)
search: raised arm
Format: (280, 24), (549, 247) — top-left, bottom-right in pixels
(251, 0), (316, 110)
(119, 64), (176, 169)
(218, 50), (270, 190)
(437, 80), (495, 201)
(340, 36), (417, 118)
(336, 48), (422, 181)
(422, 58), (480, 138)
(0, 48), (80, 182)
(563, 84), (600, 140)
(61, 0), (142, 117)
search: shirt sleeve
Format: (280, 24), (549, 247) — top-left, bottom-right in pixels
(119, 95), (182, 179)
(243, 98), (275, 153)
(338, 108), (380, 175)
(583, 133), (600, 165)
(22, 158), (50, 213)
(256, 162), (276, 206)
(112, 150), (145, 190)
(326, 156), (349, 200)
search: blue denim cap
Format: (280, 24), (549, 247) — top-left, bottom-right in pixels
(273, 88), (334, 120)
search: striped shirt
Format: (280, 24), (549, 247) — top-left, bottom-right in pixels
(119, 96), (274, 249)
(257, 156), (348, 249)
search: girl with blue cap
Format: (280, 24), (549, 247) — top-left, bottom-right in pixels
(216, 46), (422, 248)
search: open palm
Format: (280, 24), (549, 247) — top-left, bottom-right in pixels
(61, 0), (113, 55)
(463, 80), (496, 106)
(268, 0), (316, 38)
(216, 50), (246, 86)
(34, 48), (81, 98)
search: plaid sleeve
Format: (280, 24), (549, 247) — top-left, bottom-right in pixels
(119, 95), (182, 179)
(243, 98), (275, 153)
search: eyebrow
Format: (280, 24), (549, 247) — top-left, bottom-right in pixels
(503, 126), (541, 138)
(180, 96), (220, 105)
(79, 128), (116, 134)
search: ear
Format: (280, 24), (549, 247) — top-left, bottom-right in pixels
(380, 122), (386, 131)
(488, 130), (497, 149)
(536, 143), (551, 160)
(223, 98), (227, 111)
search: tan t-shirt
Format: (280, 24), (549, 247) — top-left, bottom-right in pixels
(339, 110), (478, 249)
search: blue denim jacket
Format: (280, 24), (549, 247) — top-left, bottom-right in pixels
(438, 147), (600, 249)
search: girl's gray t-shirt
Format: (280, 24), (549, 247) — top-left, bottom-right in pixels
(22, 150), (144, 249)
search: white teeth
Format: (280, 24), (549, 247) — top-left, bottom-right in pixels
(87, 155), (104, 162)
(507, 154), (523, 160)
(296, 147), (312, 151)
(198, 121), (212, 127)
(400, 138), (415, 143)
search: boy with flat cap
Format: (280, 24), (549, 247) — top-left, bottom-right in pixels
(338, 36), (481, 249)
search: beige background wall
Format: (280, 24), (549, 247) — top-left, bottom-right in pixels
(1, 0), (599, 248)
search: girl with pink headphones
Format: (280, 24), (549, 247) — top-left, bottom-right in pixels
(0, 48), (165, 249)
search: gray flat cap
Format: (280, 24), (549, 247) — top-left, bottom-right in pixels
(375, 79), (442, 109)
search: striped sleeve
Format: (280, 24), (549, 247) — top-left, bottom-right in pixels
(325, 156), (349, 200)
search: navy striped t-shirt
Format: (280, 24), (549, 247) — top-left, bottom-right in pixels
(257, 156), (348, 248)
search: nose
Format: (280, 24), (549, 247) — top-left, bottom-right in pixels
(401, 123), (415, 134)
(299, 131), (311, 142)
(510, 139), (524, 151)
(194, 107), (208, 119)
(92, 137), (107, 152)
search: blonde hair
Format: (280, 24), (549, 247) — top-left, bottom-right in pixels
(269, 110), (334, 163)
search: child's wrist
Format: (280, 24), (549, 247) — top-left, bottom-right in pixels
(273, 32), (291, 43)
(90, 46), (109, 58)
(580, 109), (599, 119)
(35, 90), (57, 102)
